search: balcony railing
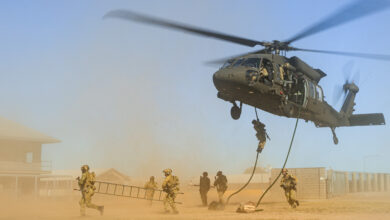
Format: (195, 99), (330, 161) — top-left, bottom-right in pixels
(0, 161), (52, 174)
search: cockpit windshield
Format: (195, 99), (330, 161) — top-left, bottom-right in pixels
(222, 57), (261, 68)
(233, 58), (244, 67)
(221, 59), (234, 69)
(241, 58), (260, 68)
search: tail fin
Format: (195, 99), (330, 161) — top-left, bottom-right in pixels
(349, 113), (385, 126)
(340, 83), (359, 117)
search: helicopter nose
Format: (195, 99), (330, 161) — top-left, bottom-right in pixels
(213, 69), (247, 91)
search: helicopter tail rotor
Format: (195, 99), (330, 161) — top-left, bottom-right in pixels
(333, 61), (360, 105)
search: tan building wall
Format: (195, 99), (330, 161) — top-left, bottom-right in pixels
(0, 140), (41, 163)
(267, 167), (327, 202)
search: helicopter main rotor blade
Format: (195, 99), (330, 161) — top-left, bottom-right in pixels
(285, 0), (390, 44)
(205, 49), (267, 65)
(104, 9), (265, 47)
(291, 47), (390, 61)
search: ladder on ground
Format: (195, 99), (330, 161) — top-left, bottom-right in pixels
(78, 181), (182, 204)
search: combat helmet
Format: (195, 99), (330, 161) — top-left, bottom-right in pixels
(163, 168), (172, 175)
(81, 164), (90, 172)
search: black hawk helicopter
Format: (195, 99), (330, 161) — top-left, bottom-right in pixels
(104, 0), (389, 144)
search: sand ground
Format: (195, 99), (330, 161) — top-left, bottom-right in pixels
(1, 190), (390, 220)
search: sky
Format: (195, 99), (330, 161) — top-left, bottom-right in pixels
(0, 0), (389, 178)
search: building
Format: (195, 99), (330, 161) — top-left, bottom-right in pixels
(0, 116), (60, 196)
(40, 168), (132, 196)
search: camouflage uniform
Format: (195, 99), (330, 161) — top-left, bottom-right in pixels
(252, 120), (269, 153)
(199, 172), (210, 206)
(78, 165), (104, 216)
(213, 171), (228, 204)
(280, 169), (299, 208)
(162, 169), (179, 214)
(144, 176), (158, 205)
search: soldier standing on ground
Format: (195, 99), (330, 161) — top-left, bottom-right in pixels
(144, 176), (158, 205)
(162, 168), (179, 214)
(280, 168), (299, 208)
(213, 171), (228, 204)
(77, 165), (104, 216)
(252, 119), (270, 153)
(199, 172), (210, 206)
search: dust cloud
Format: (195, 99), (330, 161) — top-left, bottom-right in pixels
(1, 191), (390, 219)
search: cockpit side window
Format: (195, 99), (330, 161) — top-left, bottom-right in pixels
(308, 81), (316, 98)
(221, 59), (234, 69)
(241, 58), (260, 68)
(316, 85), (323, 101)
(232, 58), (244, 67)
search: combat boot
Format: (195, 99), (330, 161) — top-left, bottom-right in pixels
(98, 206), (104, 216)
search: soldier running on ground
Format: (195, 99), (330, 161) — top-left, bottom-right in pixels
(77, 165), (104, 216)
(280, 168), (300, 208)
(162, 168), (180, 214)
(213, 171), (228, 204)
(252, 119), (270, 153)
(199, 171), (211, 206)
(144, 176), (158, 205)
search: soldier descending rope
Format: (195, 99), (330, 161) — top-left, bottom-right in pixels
(77, 165), (104, 216)
(252, 119), (270, 153)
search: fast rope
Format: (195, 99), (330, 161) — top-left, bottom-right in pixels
(255, 108), (301, 209)
(226, 151), (259, 205)
(225, 108), (261, 205)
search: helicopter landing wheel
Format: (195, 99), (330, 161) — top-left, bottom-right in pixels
(230, 102), (242, 120)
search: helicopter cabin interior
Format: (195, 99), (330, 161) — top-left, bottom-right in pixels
(221, 56), (326, 108)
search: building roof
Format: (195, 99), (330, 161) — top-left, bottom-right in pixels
(0, 116), (60, 143)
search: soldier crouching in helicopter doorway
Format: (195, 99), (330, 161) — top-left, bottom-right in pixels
(77, 165), (104, 216)
(280, 168), (299, 208)
(252, 119), (270, 153)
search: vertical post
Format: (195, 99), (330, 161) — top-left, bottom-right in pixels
(344, 172), (349, 194)
(114, 184), (118, 195)
(379, 174), (384, 192)
(373, 173), (378, 192)
(351, 172), (357, 193)
(367, 173), (372, 192)
(326, 169), (333, 198)
(358, 173), (364, 192)
(386, 174), (390, 191)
